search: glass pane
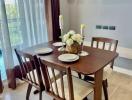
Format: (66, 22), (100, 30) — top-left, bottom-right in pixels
(0, 1), (6, 80)
(5, 0), (23, 47)
(0, 49), (6, 80)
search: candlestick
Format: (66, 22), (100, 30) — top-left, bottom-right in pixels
(79, 24), (89, 56)
(80, 24), (85, 35)
(58, 15), (65, 51)
(59, 15), (63, 30)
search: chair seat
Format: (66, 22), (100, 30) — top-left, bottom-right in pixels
(72, 64), (113, 80)
(87, 64), (113, 80)
(103, 65), (113, 79)
(52, 75), (94, 100)
(72, 71), (80, 78)
(27, 68), (60, 84)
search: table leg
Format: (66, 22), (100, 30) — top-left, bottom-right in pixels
(94, 68), (103, 100)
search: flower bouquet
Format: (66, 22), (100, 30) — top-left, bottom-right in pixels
(63, 30), (83, 54)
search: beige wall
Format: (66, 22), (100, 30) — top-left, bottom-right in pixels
(60, 0), (132, 48)
(60, 0), (70, 34)
(60, 0), (132, 70)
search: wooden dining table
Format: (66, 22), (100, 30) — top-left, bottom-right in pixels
(23, 41), (118, 100)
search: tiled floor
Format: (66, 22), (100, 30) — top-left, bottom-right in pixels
(1, 71), (132, 100)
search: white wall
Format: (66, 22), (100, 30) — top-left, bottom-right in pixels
(60, 0), (132, 48)
(60, 0), (70, 34)
(70, 0), (132, 48)
(60, 0), (132, 70)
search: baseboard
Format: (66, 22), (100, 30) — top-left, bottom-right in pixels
(113, 66), (132, 76)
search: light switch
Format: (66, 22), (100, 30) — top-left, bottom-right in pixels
(109, 26), (116, 30)
(96, 25), (102, 29)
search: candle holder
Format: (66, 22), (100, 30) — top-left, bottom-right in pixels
(78, 36), (89, 56)
(58, 29), (65, 51)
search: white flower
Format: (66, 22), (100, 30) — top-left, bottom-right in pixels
(72, 34), (83, 44)
(77, 34), (83, 40)
(71, 34), (77, 41)
(63, 30), (83, 46)
(63, 34), (69, 42)
(63, 30), (76, 42)
(67, 30), (76, 35)
(66, 39), (74, 46)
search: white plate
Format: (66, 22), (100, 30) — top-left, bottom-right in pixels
(52, 42), (65, 47)
(35, 48), (53, 55)
(58, 54), (79, 62)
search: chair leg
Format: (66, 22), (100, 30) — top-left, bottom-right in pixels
(102, 80), (108, 100)
(26, 84), (32, 100)
(83, 97), (88, 100)
(34, 84), (45, 94)
(34, 89), (40, 94)
(78, 73), (82, 79)
(39, 90), (42, 100)
(84, 75), (94, 81)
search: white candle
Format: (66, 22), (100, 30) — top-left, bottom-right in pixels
(59, 15), (63, 30)
(80, 24), (85, 35)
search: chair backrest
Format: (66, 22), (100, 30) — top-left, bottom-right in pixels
(91, 37), (118, 52)
(15, 49), (43, 89)
(39, 58), (74, 100)
(91, 37), (118, 68)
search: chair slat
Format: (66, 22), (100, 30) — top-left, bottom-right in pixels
(51, 68), (59, 96)
(46, 67), (54, 93)
(18, 56), (27, 79)
(21, 61), (28, 80)
(96, 41), (99, 48)
(60, 71), (65, 99)
(102, 42), (105, 50)
(108, 43), (112, 51)
(24, 58), (33, 82)
(20, 63), (25, 78)
(39, 63), (51, 92)
(29, 61), (37, 84)
(91, 40), (94, 47)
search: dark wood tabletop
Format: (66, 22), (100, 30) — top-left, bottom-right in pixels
(24, 41), (118, 75)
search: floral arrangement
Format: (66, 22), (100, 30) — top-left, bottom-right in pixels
(63, 30), (83, 46)
(59, 14), (86, 53)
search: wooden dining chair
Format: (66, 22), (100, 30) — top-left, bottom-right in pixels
(39, 58), (94, 100)
(84, 37), (118, 100)
(15, 49), (44, 100)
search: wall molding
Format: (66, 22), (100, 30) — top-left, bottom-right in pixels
(113, 66), (132, 76)
(84, 41), (132, 59)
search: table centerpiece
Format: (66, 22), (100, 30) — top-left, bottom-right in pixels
(63, 30), (83, 54)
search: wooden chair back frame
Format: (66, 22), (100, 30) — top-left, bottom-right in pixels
(15, 49), (43, 89)
(39, 59), (74, 100)
(91, 37), (118, 68)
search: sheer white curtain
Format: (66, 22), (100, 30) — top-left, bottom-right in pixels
(0, 0), (48, 71)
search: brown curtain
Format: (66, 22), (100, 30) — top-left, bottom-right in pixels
(45, 0), (61, 41)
